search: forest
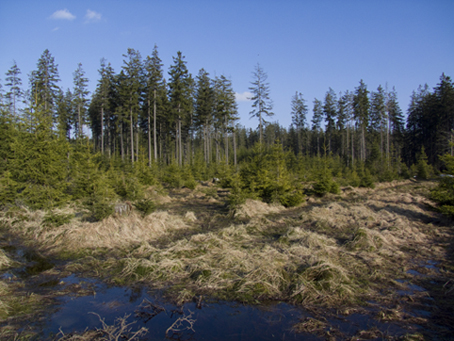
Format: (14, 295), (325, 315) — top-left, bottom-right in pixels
(0, 47), (454, 213)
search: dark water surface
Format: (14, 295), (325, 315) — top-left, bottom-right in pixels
(41, 276), (314, 340)
(0, 240), (432, 340)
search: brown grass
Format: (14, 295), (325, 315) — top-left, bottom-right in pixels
(234, 199), (285, 219)
(1, 179), (452, 319)
(1, 208), (193, 254)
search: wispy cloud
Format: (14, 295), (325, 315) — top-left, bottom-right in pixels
(49, 9), (76, 21)
(52, 27), (60, 32)
(235, 91), (252, 102)
(85, 9), (102, 23)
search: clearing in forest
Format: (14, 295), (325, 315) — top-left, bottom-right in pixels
(0, 179), (453, 340)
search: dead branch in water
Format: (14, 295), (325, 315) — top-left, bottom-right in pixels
(165, 310), (196, 338)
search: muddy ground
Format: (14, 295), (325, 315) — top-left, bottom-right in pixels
(0, 179), (453, 340)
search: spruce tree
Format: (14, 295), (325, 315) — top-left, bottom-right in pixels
(311, 99), (323, 156)
(10, 106), (70, 209)
(370, 85), (386, 157)
(121, 49), (144, 164)
(194, 69), (215, 164)
(248, 63), (273, 145)
(217, 75), (238, 165)
(55, 88), (74, 140)
(168, 51), (192, 166)
(433, 74), (454, 159)
(72, 63), (90, 138)
(323, 88), (337, 154)
(291, 91), (308, 155)
(91, 58), (115, 155)
(405, 84), (430, 165)
(29, 49), (60, 120)
(353, 80), (370, 162)
(143, 45), (165, 164)
(336, 91), (350, 162)
(386, 87), (404, 163)
(5, 60), (23, 122)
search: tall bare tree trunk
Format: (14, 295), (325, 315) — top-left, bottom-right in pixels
(148, 98), (152, 167)
(101, 104), (104, 154)
(120, 122), (125, 161)
(351, 126), (355, 167)
(387, 115), (390, 168)
(136, 123), (139, 163)
(233, 129), (237, 166)
(78, 105), (82, 138)
(130, 107), (134, 164)
(107, 114), (111, 157)
(225, 117), (229, 164)
(179, 117), (182, 166)
(154, 89), (158, 162)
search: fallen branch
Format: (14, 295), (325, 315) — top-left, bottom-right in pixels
(165, 310), (196, 338)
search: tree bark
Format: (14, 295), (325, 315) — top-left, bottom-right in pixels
(148, 98), (151, 167)
(130, 107), (134, 164)
(101, 104), (104, 154)
(154, 89), (158, 162)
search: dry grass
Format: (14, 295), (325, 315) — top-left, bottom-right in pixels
(1, 179), (452, 315)
(1, 208), (193, 254)
(57, 313), (148, 341)
(234, 199), (285, 219)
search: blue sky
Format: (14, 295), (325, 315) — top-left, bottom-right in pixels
(1, 0), (453, 129)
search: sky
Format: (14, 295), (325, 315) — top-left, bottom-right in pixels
(1, 0), (453, 130)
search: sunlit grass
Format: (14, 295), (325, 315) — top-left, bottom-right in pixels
(0, 179), (451, 311)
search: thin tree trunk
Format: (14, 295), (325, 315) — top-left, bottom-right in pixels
(148, 98), (152, 167)
(216, 130), (220, 163)
(175, 123), (179, 164)
(78, 104), (82, 138)
(130, 106), (134, 164)
(101, 104), (104, 154)
(233, 128), (237, 166)
(259, 113), (263, 145)
(153, 89), (158, 162)
(225, 117), (229, 165)
(346, 127), (349, 167)
(177, 103), (182, 166)
(351, 126), (355, 167)
(136, 123), (139, 163)
(387, 115), (390, 168)
(120, 122), (125, 161)
(179, 117), (182, 166)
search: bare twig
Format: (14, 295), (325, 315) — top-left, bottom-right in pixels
(165, 310), (196, 337)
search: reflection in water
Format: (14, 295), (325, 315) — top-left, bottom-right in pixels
(45, 277), (308, 340)
(1, 243), (415, 340)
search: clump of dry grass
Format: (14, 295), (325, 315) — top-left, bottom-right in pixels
(1, 208), (193, 254)
(117, 217), (364, 306)
(292, 317), (328, 334)
(234, 199), (285, 219)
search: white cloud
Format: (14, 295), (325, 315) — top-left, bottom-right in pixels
(52, 27), (60, 32)
(235, 91), (252, 102)
(85, 9), (102, 23)
(49, 9), (76, 20)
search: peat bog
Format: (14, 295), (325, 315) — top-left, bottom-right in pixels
(0, 179), (453, 340)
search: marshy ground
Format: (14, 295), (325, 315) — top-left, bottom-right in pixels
(0, 179), (453, 340)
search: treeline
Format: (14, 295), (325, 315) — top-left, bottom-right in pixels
(1, 48), (454, 213)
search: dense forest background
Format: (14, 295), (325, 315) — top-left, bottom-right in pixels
(1, 48), (454, 215)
